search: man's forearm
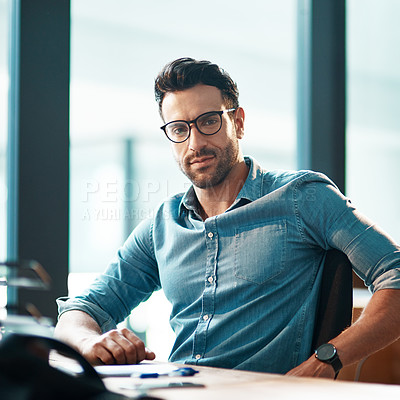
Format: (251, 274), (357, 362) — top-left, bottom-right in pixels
(287, 288), (400, 377)
(331, 288), (400, 366)
(54, 310), (102, 352)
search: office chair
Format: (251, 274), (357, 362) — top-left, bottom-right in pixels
(311, 249), (353, 352)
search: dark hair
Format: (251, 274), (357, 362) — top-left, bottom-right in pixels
(154, 57), (239, 116)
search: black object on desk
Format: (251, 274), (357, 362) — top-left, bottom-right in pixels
(0, 333), (162, 400)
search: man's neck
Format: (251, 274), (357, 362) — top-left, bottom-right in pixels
(194, 160), (249, 220)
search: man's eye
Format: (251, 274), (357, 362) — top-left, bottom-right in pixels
(205, 118), (218, 126)
(200, 116), (219, 127)
(171, 125), (187, 136)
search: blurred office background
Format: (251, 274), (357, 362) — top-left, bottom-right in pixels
(1, 0), (399, 361)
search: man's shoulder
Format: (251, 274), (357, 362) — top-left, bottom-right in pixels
(262, 169), (332, 192)
(247, 157), (331, 188)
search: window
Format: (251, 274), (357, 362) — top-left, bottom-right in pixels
(70, 0), (296, 359)
(0, 0), (9, 308)
(347, 0), (400, 244)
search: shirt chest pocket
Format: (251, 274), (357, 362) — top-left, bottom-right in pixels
(234, 220), (287, 285)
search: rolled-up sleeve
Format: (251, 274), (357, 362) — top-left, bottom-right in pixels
(56, 218), (161, 331)
(56, 296), (118, 332)
(296, 173), (400, 293)
(329, 200), (400, 292)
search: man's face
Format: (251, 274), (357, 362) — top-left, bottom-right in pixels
(161, 84), (244, 189)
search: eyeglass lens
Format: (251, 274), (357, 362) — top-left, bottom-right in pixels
(165, 112), (222, 142)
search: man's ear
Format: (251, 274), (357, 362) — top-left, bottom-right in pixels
(234, 107), (245, 139)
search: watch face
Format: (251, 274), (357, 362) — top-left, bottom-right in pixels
(316, 344), (336, 361)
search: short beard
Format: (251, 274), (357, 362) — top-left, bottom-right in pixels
(178, 140), (239, 189)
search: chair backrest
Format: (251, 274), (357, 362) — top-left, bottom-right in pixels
(311, 249), (353, 352)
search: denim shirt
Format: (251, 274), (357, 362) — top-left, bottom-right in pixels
(57, 156), (400, 374)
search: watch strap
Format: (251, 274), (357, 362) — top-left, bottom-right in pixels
(330, 355), (343, 379)
(315, 344), (343, 379)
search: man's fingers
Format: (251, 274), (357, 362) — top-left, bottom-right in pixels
(86, 328), (155, 365)
(81, 328), (155, 365)
(145, 348), (156, 360)
(119, 328), (156, 362)
(98, 335), (129, 364)
(120, 328), (147, 363)
(87, 340), (117, 365)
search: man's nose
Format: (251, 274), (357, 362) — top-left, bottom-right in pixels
(188, 125), (207, 151)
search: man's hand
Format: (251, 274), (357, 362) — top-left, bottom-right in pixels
(286, 354), (336, 379)
(80, 327), (156, 365)
(54, 310), (156, 365)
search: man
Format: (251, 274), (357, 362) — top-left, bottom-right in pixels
(55, 58), (400, 378)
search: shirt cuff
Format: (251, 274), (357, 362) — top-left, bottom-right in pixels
(56, 296), (117, 333)
(369, 268), (400, 293)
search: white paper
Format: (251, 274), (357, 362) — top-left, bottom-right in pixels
(94, 362), (180, 377)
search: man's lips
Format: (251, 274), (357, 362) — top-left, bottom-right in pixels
(189, 156), (215, 167)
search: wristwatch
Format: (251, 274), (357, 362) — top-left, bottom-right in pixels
(315, 343), (342, 379)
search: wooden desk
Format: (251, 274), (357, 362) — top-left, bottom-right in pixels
(100, 363), (400, 400)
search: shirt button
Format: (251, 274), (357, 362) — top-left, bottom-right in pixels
(203, 314), (209, 321)
(195, 354), (201, 360)
(207, 232), (214, 238)
(207, 276), (214, 284)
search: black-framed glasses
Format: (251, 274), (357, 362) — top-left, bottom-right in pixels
(161, 108), (236, 143)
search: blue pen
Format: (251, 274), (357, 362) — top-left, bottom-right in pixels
(139, 367), (198, 379)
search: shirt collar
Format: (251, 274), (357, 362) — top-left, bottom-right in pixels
(179, 156), (264, 216)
